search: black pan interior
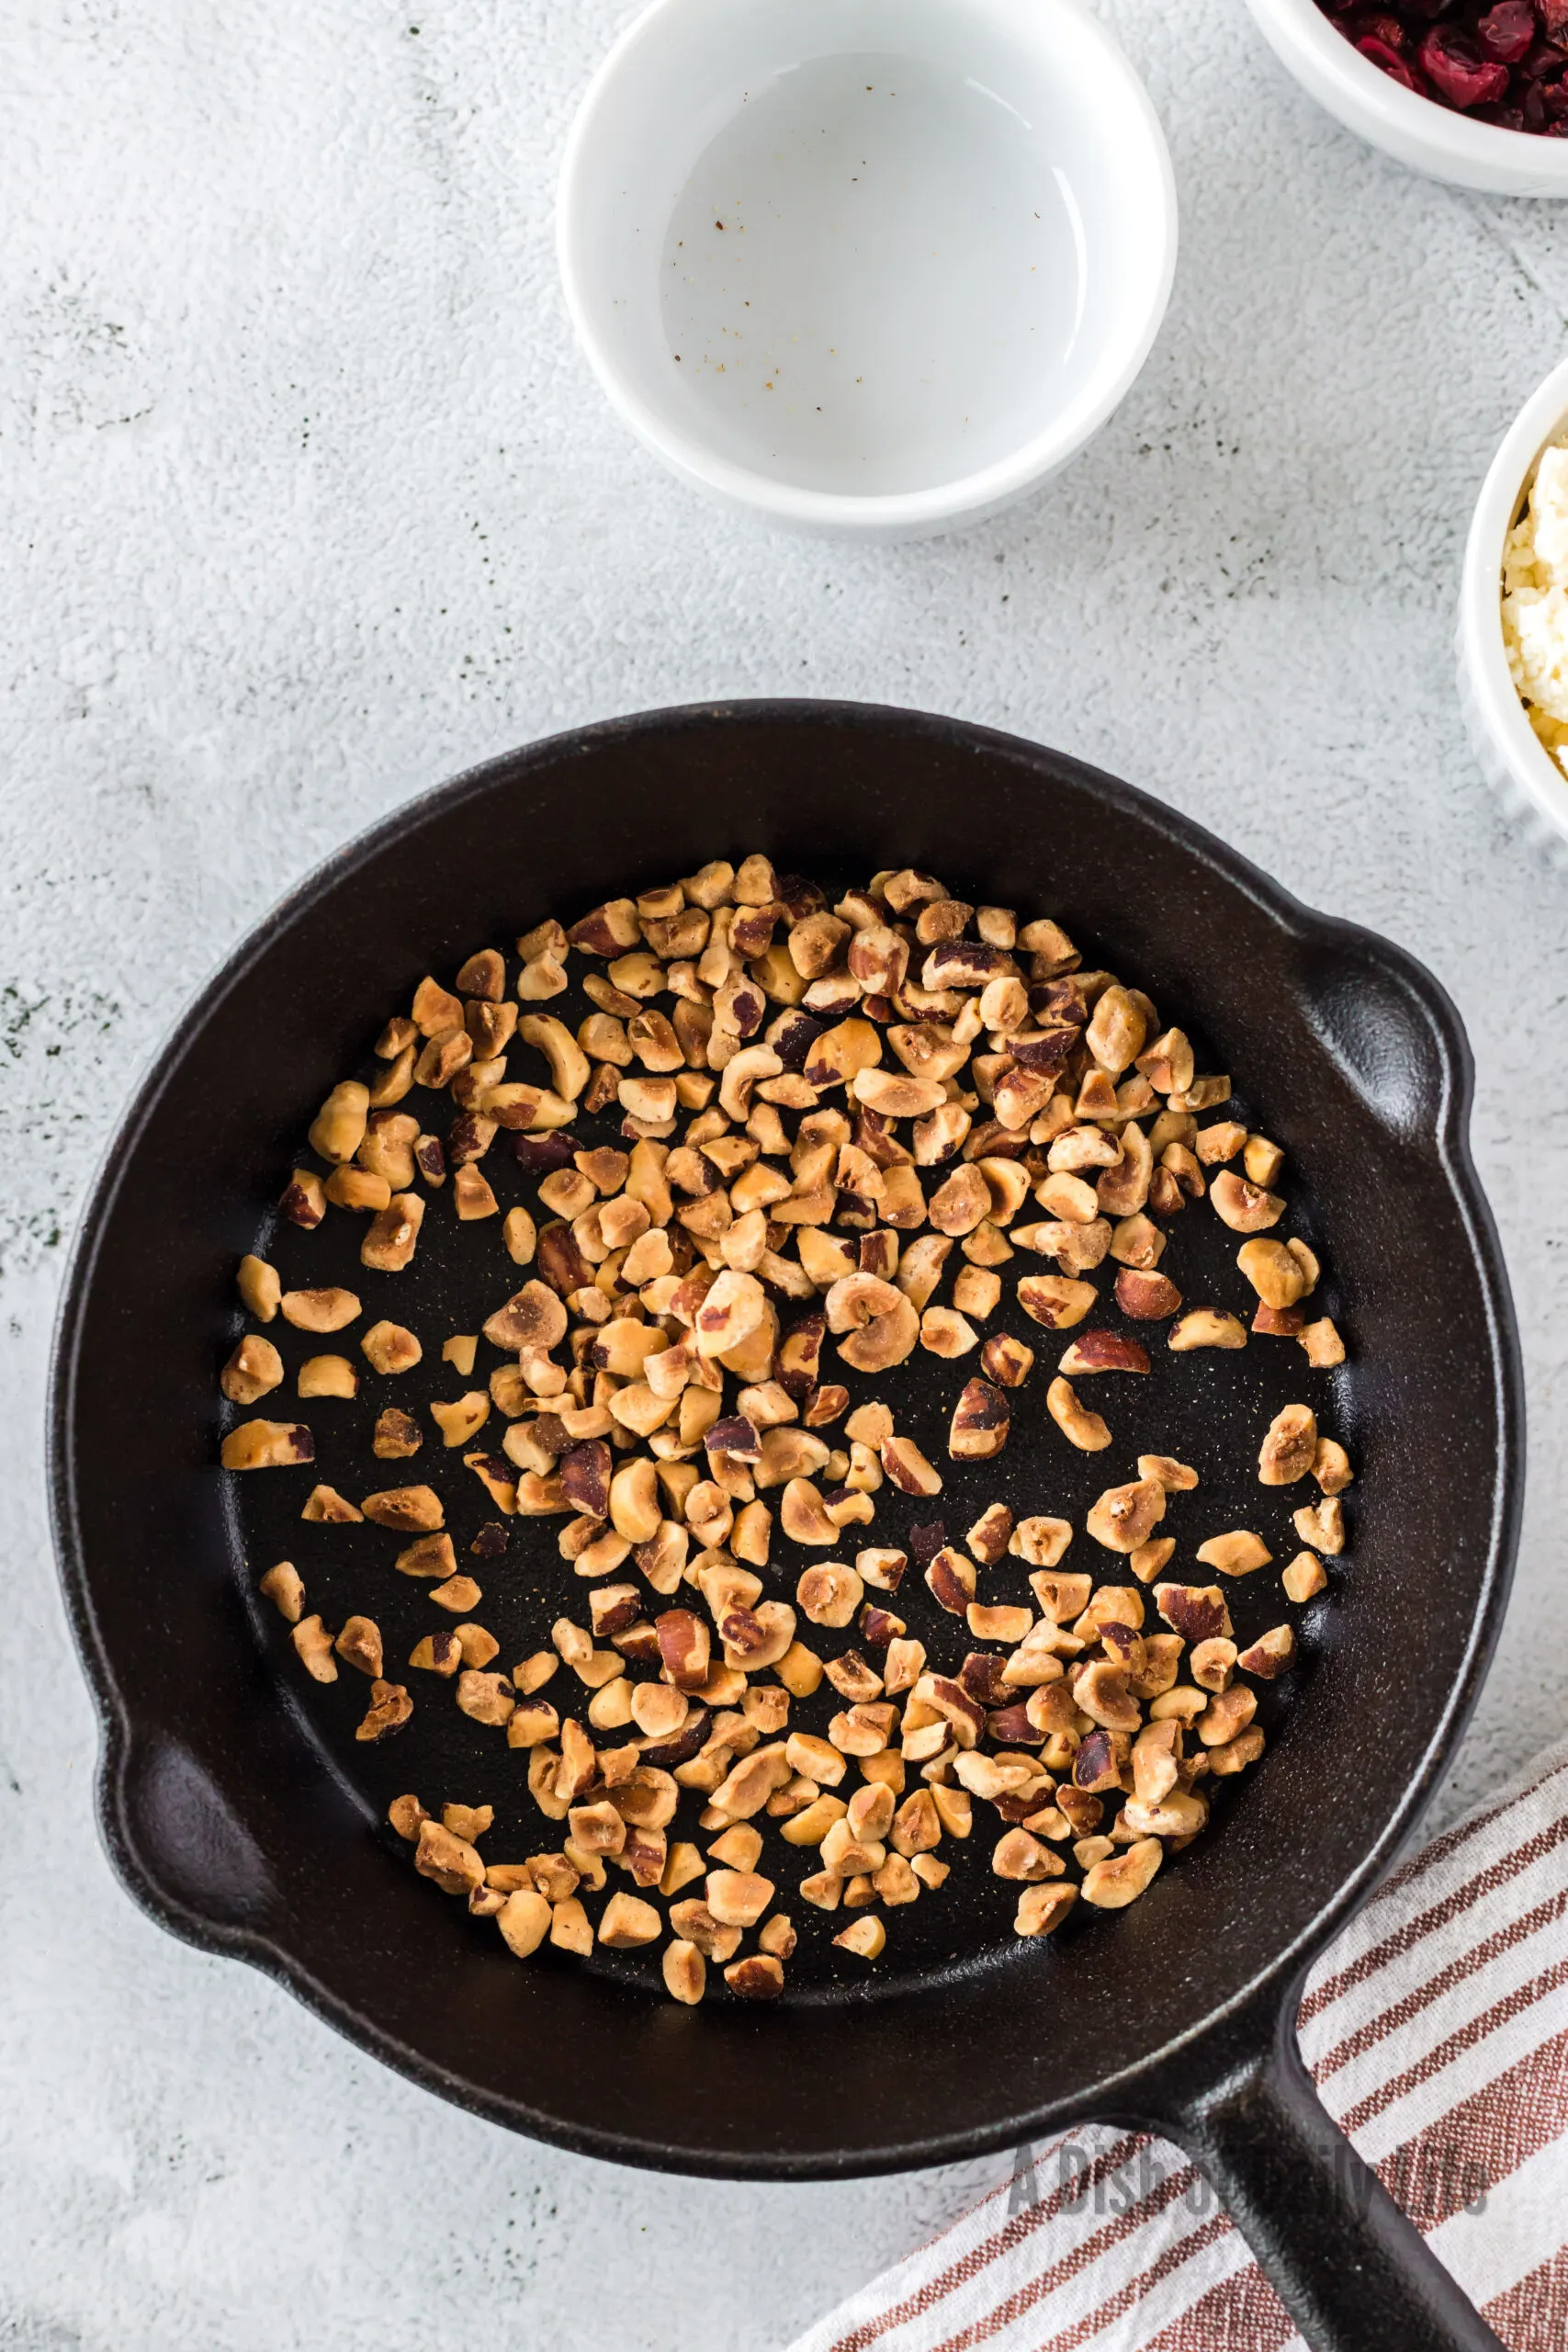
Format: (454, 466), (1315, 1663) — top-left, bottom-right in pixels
(51, 701), (1519, 2175)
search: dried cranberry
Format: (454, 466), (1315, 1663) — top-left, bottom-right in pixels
(1419, 23), (1513, 100)
(1543, 0), (1568, 37)
(1524, 70), (1551, 119)
(1545, 73), (1568, 108)
(1478, 0), (1537, 57)
(1358, 32), (1430, 85)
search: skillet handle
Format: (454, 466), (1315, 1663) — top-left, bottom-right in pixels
(1150, 1984), (1506, 2352)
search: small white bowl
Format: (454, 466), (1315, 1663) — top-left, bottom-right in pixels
(1458, 352), (1568, 866)
(1245, 0), (1568, 197)
(557, 0), (1177, 538)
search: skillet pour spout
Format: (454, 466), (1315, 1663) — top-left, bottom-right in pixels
(48, 702), (1522, 2352)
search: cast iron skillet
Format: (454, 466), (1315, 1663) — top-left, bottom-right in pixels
(51, 702), (1522, 2352)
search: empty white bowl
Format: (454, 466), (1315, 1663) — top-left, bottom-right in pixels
(557, 0), (1177, 538)
(1458, 352), (1568, 866)
(1245, 0), (1568, 197)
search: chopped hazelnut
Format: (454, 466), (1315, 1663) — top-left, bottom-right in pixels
(237, 1255), (281, 1322)
(1282, 1549), (1327, 1603)
(220, 1419), (314, 1471)
(1194, 1531), (1272, 1577)
(1258, 1404), (1318, 1486)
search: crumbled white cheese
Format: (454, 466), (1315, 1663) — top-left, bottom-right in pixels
(1502, 441), (1568, 772)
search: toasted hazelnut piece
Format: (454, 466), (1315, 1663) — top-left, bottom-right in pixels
(237, 1254), (282, 1323)
(1113, 1270), (1182, 1323)
(1013, 1883), (1077, 1938)
(279, 1286), (361, 1335)
(257, 1560), (305, 1623)
(409, 1630), (463, 1677)
(388, 1792), (430, 1843)
(1080, 1838), (1162, 1909)
(966, 1501), (1014, 1566)
(220, 1335), (284, 1406)
(949, 1378), (1010, 1461)
(299, 1483), (362, 1523)
(333, 1614), (383, 1678)
(1299, 1317), (1346, 1368)
(705, 1869), (774, 1928)
(324, 1166), (391, 1214)
(795, 1561), (863, 1630)
(756, 1913), (797, 1962)
(305, 1080), (368, 1166)
(1168, 1308), (1247, 1351)
(1258, 1404), (1317, 1487)
(660, 1938), (707, 2005)
(220, 1419), (314, 1471)
(1242, 1133), (1284, 1188)
(280, 1170), (326, 1227)
(455, 1623), (500, 1669)
(924, 1547), (976, 1616)
(1033, 1170), (1100, 1227)
(724, 1954), (785, 1998)
(1057, 1329), (1151, 1377)
(426, 1390), (489, 1450)
(1282, 1548), (1327, 1602)
(415, 1819), (485, 1896)
(976, 1333), (1032, 1391)
(1046, 1376), (1111, 1453)
(1191, 1118), (1244, 1165)
(950, 1267), (1000, 1322)
(296, 1353), (355, 1401)
(290, 1613), (337, 1681)
(879, 1434), (943, 1497)
(456, 1669), (515, 1726)
(1238, 1623), (1297, 1679)
(1293, 1496), (1345, 1555)
(489, 1887), (551, 1958)
(993, 1827), (1063, 1883)
(1083, 1477), (1165, 1554)
(1313, 1438), (1353, 1495)
(359, 1483), (444, 1532)
(1210, 1170), (1283, 1233)
(1155, 1582), (1234, 1643)
(360, 1319), (423, 1374)
(1198, 1684), (1258, 1748)
(708, 1824), (763, 1875)
(1209, 1725), (1267, 1776)
(920, 1305), (978, 1359)
(1195, 1530), (1272, 1577)
(832, 1916), (886, 1961)
(355, 1679), (412, 1742)
(1016, 1276), (1099, 1330)
(1190, 1637), (1237, 1694)
(1133, 1456), (1196, 1499)
(1235, 1238), (1306, 1312)
(361, 1193), (425, 1272)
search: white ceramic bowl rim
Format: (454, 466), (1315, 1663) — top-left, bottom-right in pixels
(556, 0), (1178, 529)
(1251, 0), (1568, 174)
(1461, 350), (1568, 846)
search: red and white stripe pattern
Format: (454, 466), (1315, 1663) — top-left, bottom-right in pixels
(789, 1741), (1568, 2352)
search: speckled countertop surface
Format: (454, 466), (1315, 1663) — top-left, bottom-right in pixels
(3, 2), (1567, 2344)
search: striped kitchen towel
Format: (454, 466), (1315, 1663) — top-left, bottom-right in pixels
(788, 1736), (1568, 2352)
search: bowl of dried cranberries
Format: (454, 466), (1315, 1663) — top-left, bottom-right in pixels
(1246, 0), (1568, 191)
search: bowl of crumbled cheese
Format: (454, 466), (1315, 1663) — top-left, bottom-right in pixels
(1460, 352), (1568, 865)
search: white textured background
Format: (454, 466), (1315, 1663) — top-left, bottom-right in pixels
(4, 2), (1567, 2345)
